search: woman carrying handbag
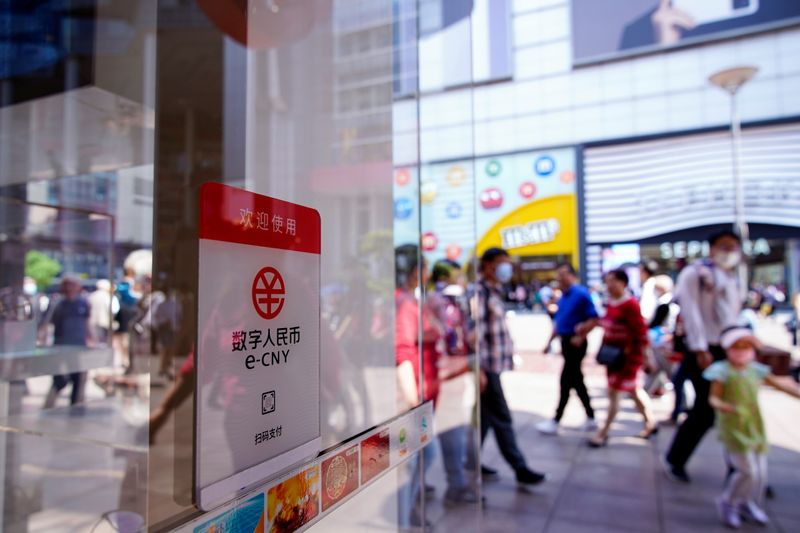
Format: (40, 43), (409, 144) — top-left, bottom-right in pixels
(578, 269), (657, 448)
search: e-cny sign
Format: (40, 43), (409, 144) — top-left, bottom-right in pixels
(196, 182), (321, 511)
(252, 266), (285, 320)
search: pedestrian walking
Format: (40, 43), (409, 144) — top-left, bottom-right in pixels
(583, 269), (657, 447)
(663, 230), (743, 483)
(639, 260), (659, 323)
(87, 279), (119, 345)
(644, 275), (680, 397)
(705, 326), (800, 528)
(394, 245), (441, 529)
(44, 275), (91, 407)
(476, 247), (547, 486)
(428, 260), (479, 505)
(536, 263), (598, 435)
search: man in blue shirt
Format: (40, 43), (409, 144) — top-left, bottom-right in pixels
(44, 276), (91, 407)
(537, 263), (599, 435)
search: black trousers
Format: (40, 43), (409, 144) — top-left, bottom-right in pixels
(52, 372), (84, 405)
(554, 335), (595, 422)
(666, 345), (726, 468)
(480, 371), (526, 471)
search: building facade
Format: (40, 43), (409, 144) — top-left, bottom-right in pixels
(399, 0), (800, 296)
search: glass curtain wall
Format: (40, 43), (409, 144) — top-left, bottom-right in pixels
(0, 1), (155, 531)
(0, 0), (484, 531)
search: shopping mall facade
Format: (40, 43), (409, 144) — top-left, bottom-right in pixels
(396, 0), (800, 296)
(0, 1), (799, 532)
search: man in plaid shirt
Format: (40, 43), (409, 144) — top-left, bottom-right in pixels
(476, 247), (547, 486)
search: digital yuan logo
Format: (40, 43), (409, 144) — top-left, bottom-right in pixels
(252, 267), (285, 320)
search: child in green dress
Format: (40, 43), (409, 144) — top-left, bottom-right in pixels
(704, 326), (800, 529)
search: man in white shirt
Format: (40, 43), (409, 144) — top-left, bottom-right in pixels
(663, 230), (743, 483)
(88, 279), (119, 344)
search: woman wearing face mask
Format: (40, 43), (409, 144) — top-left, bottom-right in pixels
(583, 269), (657, 447)
(704, 327), (800, 528)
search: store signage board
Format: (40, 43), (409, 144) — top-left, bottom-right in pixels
(196, 182), (322, 511)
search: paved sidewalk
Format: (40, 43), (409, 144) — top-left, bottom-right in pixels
(425, 344), (800, 533)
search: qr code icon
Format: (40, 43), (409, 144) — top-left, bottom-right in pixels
(262, 391), (276, 415)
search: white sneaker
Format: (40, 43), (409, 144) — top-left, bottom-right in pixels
(739, 501), (769, 525)
(536, 419), (559, 435)
(582, 419), (599, 431)
(716, 497), (741, 529)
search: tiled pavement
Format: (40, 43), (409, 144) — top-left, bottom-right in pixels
(424, 342), (800, 533)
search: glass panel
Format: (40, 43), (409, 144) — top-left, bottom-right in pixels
(2, 0), (484, 531)
(149, 0), (454, 531)
(1, 0), (156, 530)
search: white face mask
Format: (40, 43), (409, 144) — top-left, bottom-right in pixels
(714, 250), (742, 271)
(23, 282), (37, 296)
(495, 263), (513, 284)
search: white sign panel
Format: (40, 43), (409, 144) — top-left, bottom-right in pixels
(196, 182), (322, 510)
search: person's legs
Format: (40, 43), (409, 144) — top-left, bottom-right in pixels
(723, 451), (754, 505)
(571, 342), (595, 420)
(483, 372), (526, 471)
(717, 450), (751, 527)
(645, 349), (670, 395)
(630, 387), (655, 429)
(554, 337), (576, 422)
(157, 325), (176, 377)
(555, 337), (594, 421)
(44, 374), (70, 408)
(69, 372), (86, 405)
(753, 453), (768, 506)
(735, 452), (770, 525)
(397, 454), (419, 528)
(670, 362), (688, 422)
(149, 371), (195, 443)
(594, 388), (620, 441)
(438, 426), (467, 489)
(398, 442), (437, 528)
(479, 388), (492, 444)
(665, 349), (722, 470)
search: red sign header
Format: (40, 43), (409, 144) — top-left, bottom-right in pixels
(199, 182), (321, 255)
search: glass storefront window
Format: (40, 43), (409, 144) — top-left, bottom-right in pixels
(2, 1), (482, 532)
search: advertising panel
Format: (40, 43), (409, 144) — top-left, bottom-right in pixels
(404, 148), (578, 266)
(571, 0), (800, 65)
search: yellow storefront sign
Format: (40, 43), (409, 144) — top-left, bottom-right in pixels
(476, 194), (577, 264)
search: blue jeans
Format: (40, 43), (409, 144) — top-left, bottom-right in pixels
(438, 426), (469, 489)
(398, 442), (436, 528)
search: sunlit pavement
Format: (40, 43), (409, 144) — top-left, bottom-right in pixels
(9, 313), (798, 532)
(426, 312), (800, 533)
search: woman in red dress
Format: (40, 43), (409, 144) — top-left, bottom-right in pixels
(581, 269), (657, 447)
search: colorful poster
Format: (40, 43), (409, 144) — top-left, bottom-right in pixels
(360, 429), (391, 484)
(320, 445), (360, 512)
(408, 148), (578, 266)
(267, 465), (321, 533)
(193, 493), (265, 533)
